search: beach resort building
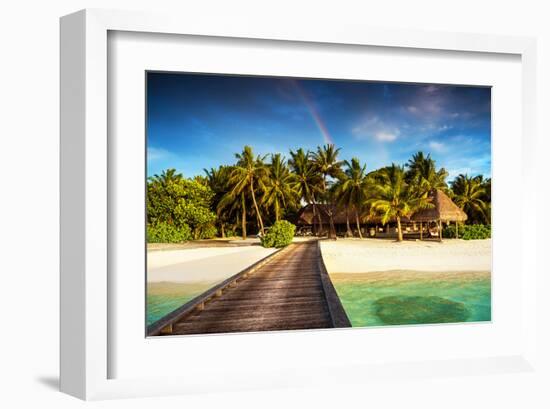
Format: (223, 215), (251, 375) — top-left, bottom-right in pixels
(295, 189), (467, 240)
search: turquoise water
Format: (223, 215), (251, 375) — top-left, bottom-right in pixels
(148, 272), (491, 328)
(331, 271), (491, 327)
(147, 281), (218, 326)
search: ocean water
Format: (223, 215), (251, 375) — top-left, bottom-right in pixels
(147, 281), (218, 326)
(331, 271), (491, 327)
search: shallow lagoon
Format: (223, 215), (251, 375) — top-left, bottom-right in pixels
(331, 270), (491, 327)
(148, 271), (491, 328)
(147, 281), (219, 326)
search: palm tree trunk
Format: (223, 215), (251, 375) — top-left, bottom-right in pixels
(250, 179), (265, 234)
(221, 223), (225, 238)
(317, 209), (323, 236)
(241, 193), (247, 240)
(275, 200), (280, 222)
(345, 209), (352, 237)
(322, 175), (337, 239)
(312, 197), (323, 237)
(355, 210), (363, 239)
(328, 211), (337, 240)
(311, 202), (317, 235)
(396, 216), (403, 242)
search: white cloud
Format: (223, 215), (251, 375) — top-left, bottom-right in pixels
(147, 147), (171, 161)
(428, 141), (446, 153)
(375, 131), (398, 142)
(352, 116), (400, 143)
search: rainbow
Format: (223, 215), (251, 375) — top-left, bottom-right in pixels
(291, 80), (334, 145)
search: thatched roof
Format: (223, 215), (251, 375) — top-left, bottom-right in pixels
(411, 189), (467, 222)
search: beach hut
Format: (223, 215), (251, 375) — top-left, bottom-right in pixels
(296, 204), (357, 237)
(296, 204), (413, 239)
(411, 189), (468, 240)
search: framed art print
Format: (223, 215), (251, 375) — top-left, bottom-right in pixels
(60, 9), (539, 400)
(144, 72), (492, 337)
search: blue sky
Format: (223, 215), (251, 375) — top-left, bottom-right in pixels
(147, 72), (491, 181)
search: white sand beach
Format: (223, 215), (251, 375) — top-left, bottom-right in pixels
(320, 238), (491, 273)
(147, 246), (277, 283)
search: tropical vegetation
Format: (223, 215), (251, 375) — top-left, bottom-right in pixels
(260, 220), (296, 248)
(367, 164), (433, 241)
(443, 224), (491, 240)
(147, 144), (492, 243)
(147, 169), (217, 242)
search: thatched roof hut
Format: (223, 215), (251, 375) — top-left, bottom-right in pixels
(411, 189), (467, 223)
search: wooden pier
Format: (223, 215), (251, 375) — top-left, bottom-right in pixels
(147, 240), (351, 336)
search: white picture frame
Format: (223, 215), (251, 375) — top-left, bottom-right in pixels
(60, 8), (539, 400)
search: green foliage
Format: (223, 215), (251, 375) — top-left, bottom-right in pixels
(223, 146), (270, 238)
(334, 157), (369, 237)
(442, 223), (466, 239)
(224, 228), (237, 238)
(147, 171), (217, 241)
(462, 224), (491, 240)
(405, 151), (449, 194)
(174, 198), (216, 239)
(367, 164), (433, 241)
(197, 224), (217, 240)
(262, 153), (299, 221)
(147, 222), (191, 243)
(450, 174), (491, 224)
(260, 220), (296, 248)
(374, 296), (470, 325)
(442, 224), (491, 240)
(148, 147), (491, 242)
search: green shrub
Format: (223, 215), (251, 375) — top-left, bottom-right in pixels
(462, 224), (491, 240)
(442, 223), (465, 238)
(260, 220), (296, 248)
(147, 222), (191, 243)
(197, 224), (217, 240)
(224, 228), (237, 238)
(442, 223), (491, 240)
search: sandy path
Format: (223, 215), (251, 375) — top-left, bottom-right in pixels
(320, 239), (491, 273)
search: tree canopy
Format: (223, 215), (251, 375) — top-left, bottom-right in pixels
(147, 148), (491, 242)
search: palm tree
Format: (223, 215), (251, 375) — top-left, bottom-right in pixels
(334, 157), (368, 238)
(218, 184), (250, 240)
(450, 174), (489, 224)
(263, 154), (299, 221)
(204, 166), (232, 237)
(311, 144), (344, 238)
(149, 168), (182, 186)
(369, 164), (431, 241)
(405, 151), (448, 194)
(227, 146), (269, 236)
(481, 177), (491, 224)
(289, 148), (323, 235)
